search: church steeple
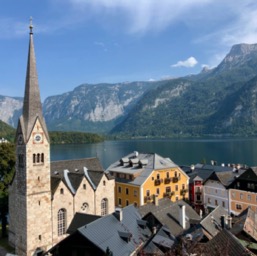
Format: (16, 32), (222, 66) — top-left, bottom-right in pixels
(22, 18), (49, 142)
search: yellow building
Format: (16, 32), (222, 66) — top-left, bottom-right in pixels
(107, 152), (189, 207)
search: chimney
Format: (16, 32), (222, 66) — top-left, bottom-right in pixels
(227, 216), (232, 229)
(179, 205), (186, 229)
(154, 194), (159, 206)
(221, 215), (226, 229)
(115, 208), (123, 222)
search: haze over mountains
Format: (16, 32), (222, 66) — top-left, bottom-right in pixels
(1, 43), (257, 137)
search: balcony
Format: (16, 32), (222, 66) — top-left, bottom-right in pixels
(180, 189), (188, 196)
(164, 178), (171, 184)
(164, 191), (174, 198)
(144, 196), (152, 203)
(172, 176), (181, 183)
(154, 179), (163, 186)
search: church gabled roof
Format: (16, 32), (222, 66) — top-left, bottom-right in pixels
(19, 19), (49, 142)
(50, 158), (111, 195)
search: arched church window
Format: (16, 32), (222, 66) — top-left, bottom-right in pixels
(101, 198), (108, 216)
(57, 208), (66, 236)
(41, 153), (44, 163)
(33, 154), (36, 163)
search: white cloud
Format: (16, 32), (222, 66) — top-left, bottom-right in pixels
(171, 57), (198, 68)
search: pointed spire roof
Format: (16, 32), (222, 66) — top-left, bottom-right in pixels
(20, 18), (49, 142)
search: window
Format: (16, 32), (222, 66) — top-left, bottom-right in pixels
(103, 180), (106, 186)
(240, 193), (244, 200)
(126, 200), (129, 206)
(236, 204), (242, 210)
(176, 196), (179, 201)
(38, 235), (41, 241)
(101, 198), (108, 216)
(126, 188), (129, 195)
(156, 188), (160, 195)
(33, 153), (44, 164)
(60, 188), (64, 194)
(175, 171), (177, 177)
(83, 184), (86, 190)
(222, 201), (225, 208)
(215, 189), (218, 194)
(37, 153), (40, 163)
(81, 202), (88, 211)
(134, 190), (137, 197)
(215, 200), (218, 206)
(41, 153), (44, 163)
(182, 184), (185, 190)
(175, 185), (178, 191)
(134, 202), (138, 207)
(166, 187), (171, 193)
(152, 177), (154, 181)
(231, 192), (235, 198)
(166, 172), (170, 178)
(146, 190), (150, 197)
(118, 198), (122, 206)
(118, 186), (121, 193)
(248, 195), (251, 201)
(157, 174), (160, 180)
(33, 154), (36, 163)
(58, 209), (66, 236)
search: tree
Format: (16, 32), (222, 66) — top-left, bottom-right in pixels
(0, 143), (15, 237)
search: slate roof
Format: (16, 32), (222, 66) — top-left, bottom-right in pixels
(50, 157), (113, 196)
(200, 205), (228, 239)
(188, 169), (214, 183)
(107, 152), (188, 186)
(231, 207), (257, 242)
(203, 229), (253, 256)
(204, 169), (246, 188)
(138, 198), (201, 236)
(67, 212), (101, 234)
(78, 205), (152, 255)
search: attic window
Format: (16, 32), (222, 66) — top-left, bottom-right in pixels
(118, 231), (132, 242)
(137, 219), (147, 229)
(103, 180), (106, 186)
(83, 184), (86, 190)
(60, 188), (64, 194)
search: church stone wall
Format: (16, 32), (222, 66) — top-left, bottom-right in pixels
(74, 177), (96, 214)
(52, 181), (74, 245)
(95, 176), (115, 215)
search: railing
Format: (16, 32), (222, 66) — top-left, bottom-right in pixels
(180, 189), (188, 196)
(172, 176), (181, 183)
(164, 178), (171, 184)
(164, 191), (174, 198)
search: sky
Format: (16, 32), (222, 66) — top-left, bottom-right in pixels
(1, 0), (257, 101)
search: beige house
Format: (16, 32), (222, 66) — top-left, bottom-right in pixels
(8, 22), (114, 256)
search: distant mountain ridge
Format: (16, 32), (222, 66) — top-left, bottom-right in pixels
(2, 43), (257, 137)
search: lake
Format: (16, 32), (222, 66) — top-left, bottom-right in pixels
(50, 138), (257, 169)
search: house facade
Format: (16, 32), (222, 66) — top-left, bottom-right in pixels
(229, 168), (257, 216)
(107, 152), (189, 207)
(8, 22), (114, 256)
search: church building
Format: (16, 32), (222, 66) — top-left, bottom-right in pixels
(8, 20), (115, 256)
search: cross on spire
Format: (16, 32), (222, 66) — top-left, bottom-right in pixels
(29, 17), (33, 34)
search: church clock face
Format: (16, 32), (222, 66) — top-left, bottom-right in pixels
(33, 133), (43, 143)
(18, 134), (23, 145)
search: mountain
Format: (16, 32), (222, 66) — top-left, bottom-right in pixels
(43, 81), (161, 133)
(2, 43), (257, 137)
(0, 120), (15, 142)
(0, 96), (22, 128)
(111, 43), (257, 137)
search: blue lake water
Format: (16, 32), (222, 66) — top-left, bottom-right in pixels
(50, 138), (257, 169)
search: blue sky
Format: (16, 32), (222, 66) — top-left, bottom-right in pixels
(1, 0), (257, 101)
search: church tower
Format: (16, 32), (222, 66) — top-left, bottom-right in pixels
(9, 19), (53, 256)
